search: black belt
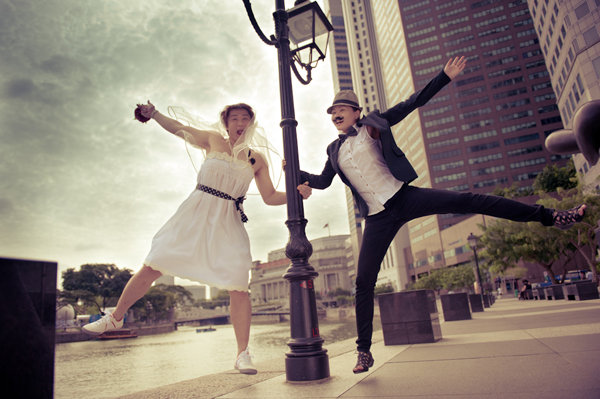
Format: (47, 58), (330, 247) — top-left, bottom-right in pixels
(196, 184), (248, 223)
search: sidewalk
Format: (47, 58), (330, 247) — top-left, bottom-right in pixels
(118, 297), (600, 399)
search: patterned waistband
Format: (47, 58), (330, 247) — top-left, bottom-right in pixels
(196, 184), (248, 223)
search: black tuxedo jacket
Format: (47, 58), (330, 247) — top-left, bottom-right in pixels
(300, 70), (451, 218)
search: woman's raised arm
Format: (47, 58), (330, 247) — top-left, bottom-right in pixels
(137, 101), (216, 150)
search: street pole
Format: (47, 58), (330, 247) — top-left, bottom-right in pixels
(593, 221), (600, 284)
(468, 233), (483, 295)
(273, 0), (329, 382)
(472, 247), (483, 295)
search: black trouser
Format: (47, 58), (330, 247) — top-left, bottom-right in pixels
(355, 185), (554, 352)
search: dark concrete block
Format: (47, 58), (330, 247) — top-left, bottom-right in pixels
(440, 293), (471, 321)
(468, 294), (484, 312)
(532, 287), (546, 300)
(482, 294), (490, 308)
(563, 282), (599, 300)
(0, 257), (57, 399)
(544, 285), (565, 300)
(378, 290), (441, 345)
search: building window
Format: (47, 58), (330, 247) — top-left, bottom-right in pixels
(538, 104), (559, 114)
(473, 177), (508, 188)
(464, 129), (497, 142)
(499, 110), (534, 122)
(468, 141), (500, 153)
(504, 133), (540, 145)
(510, 157), (546, 169)
(583, 27), (600, 47)
(469, 153), (503, 165)
(472, 165), (505, 176)
(433, 160), (464, 171)
(575, 2), (590, 19)
(507, 145), (543, 157)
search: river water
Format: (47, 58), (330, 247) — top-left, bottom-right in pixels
(55, 319), (366, 399)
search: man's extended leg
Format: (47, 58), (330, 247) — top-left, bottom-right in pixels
(392, 186), (555, 225)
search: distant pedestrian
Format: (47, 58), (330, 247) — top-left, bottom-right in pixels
(519, 280), (532, 300)
(82, 101), (312, 375)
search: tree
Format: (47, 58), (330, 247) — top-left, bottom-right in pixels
(156, 284), (195, 305)
(62, 264), (133, 313)
(327, 287), (352, 298)
(536, 187), (600, 283)
(411, 265), (475, 293)
(479, 219), (568, 283)
(480, 186), (600, 284)
(492, 183), (533, 198)
(199, 289), (231, 309)
(374, 284), (394, 296)
(130, 284), (194, 323)
(533, 160), (577, 193)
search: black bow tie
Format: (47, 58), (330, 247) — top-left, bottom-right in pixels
(338, 126), (358, 143)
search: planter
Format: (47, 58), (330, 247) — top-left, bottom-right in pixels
(562, 281), (599, 300)
(544, 285), (565, 300)
(468, 293), (484, 312)
(377, 290), (442, 345)
(440, 293), (471, 321)
(1, 257), (57, 399)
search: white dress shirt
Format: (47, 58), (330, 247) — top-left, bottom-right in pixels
(338, 124), (404, 216)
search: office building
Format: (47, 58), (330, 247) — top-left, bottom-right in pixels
(527, 0), (600, 190)
(326, 0), (570, 285)
(325, 0), (413, 290)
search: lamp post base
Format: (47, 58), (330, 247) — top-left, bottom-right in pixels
(285, 353), (330, 382)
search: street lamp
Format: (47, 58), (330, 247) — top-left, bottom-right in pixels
(243, 0), (333, 382)
(467, 233), (483, 295)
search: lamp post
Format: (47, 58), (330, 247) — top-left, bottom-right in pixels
(467, 233), (483, 295)
(593, 221), (600, 284)
(243, 0), (333, 382)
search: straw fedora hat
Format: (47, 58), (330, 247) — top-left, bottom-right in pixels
(327, 90), (362, 114)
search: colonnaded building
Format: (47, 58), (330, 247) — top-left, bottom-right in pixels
(249, 235), (352, 307)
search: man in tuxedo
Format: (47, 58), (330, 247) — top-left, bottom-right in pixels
(300, 56), (586, 373)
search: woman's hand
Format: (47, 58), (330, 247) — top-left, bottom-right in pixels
(138, 100), (157, 119)
(297, 181), (312, 199)
(443, 56), (466, 80)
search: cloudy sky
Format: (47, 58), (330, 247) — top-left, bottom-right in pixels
(0, 0), (349, 286)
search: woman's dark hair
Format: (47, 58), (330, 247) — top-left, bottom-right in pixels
(220, 103), (254, 127)
(134, 105), (151, 123)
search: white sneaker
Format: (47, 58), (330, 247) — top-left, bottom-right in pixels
(82, 313), (123, 336)
(235, 348), (257, 375)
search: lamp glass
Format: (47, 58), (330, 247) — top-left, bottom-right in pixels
(288, 6), (330, 45)
(467, 233), (478, 249)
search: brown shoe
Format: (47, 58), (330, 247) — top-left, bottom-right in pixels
(353, 351), (374, 374)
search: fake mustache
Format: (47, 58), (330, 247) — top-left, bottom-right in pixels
(333, 117), (344, 123)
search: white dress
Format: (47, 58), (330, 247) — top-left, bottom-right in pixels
(144, 152), (255, 291)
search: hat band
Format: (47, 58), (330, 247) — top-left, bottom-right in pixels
(332, 99), (360, 109)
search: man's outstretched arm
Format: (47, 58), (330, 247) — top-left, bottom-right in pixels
(381, 56), (466, 126)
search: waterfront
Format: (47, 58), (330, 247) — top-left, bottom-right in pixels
(55, 318), (373, 399)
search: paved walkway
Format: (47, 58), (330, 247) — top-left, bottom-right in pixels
(118, 297), (600, 399)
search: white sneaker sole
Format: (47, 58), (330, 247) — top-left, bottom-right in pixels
(81, 327), (105, 336)
(236, 367), (258, 375)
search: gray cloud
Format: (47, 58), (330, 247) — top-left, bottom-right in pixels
(0, 0), (348, 281)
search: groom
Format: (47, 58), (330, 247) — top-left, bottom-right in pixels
(300, 56), (586, 373)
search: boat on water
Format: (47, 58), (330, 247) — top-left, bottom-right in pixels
(97, 329), (138, 340)
(196, 327), (216, 333)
